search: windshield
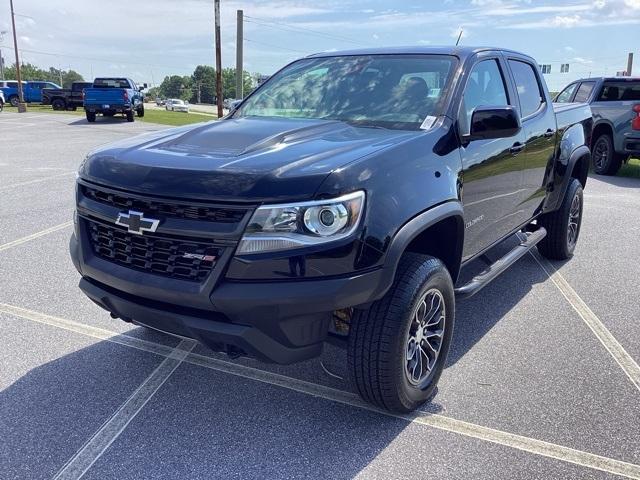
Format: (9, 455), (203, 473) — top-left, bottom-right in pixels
(235, 54), (457, 130)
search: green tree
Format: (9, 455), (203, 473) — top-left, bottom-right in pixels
(3, 63), (84, 88)
(221, 67), (254, 100)
(191, 65), (216, 104)
(158, 75), (192, 101)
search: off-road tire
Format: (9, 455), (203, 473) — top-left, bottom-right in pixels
(137, 105), (145, 117)
(52, 98), (66, 111)
(0, 100), (3, 112)
(126, 110), (134, 122)
(592, 134), (621, 175)
(537, 178), (583, 260)
(348, 253), (455, 413)
(86, 111), (96, 123)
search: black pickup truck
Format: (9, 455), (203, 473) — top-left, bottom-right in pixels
(70, 47), (592, 413)
(42, 81), (93, 111)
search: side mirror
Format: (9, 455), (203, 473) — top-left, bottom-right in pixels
(230, 99), (242, 112)
(468, 106), (521, 140)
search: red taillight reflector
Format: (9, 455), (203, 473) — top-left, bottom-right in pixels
(633, 104), (640, 130)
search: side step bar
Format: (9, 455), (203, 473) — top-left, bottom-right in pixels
(454, 227), (547, 299)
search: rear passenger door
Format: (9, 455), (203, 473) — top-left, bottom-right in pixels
(458, 53), (527, 259)
(506, 57), (557, 219)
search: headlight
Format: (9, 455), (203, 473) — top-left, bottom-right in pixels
(236, 191), (365, 254)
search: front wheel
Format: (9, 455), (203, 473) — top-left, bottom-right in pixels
(137, 105), (145, 117)
(348, 253), (454, 413)
(0, 100), (3, 112)
(9, 95), (18, 107)
(537, 178), (583, 260)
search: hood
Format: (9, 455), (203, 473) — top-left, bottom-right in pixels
(80, 117), (417, 202)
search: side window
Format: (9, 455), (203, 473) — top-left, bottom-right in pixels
(508, 60), (544, 117)
(597, 82), (640, 101)
(459, 59), (509, 135)
(555, 83), (578, 103)
(574, 82), (595, 103)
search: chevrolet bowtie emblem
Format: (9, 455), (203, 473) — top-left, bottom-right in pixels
(115, 210), (160, 235)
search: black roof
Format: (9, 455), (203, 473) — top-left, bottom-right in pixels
(307, 45), (530, 60)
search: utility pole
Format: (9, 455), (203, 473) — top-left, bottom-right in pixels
(214, 0), (223, 118)
(627, 52), (634, 76)
(236, 9), (243, 100)
(9, 0), (25, 110)
(0, 31), (7, 80)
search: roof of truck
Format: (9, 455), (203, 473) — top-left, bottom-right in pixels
(306, 45), (529, 60)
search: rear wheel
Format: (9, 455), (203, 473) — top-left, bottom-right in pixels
(592, 134), (621, 175)
(126, 110), (134, 122)
(537, 178), (583, 260)
(86, 111), (96, 123)
(51, 98), (66, 111)
(9, 95), (18, 107)
(348, 253), (454, 413)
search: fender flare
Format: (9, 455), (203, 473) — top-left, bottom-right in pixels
(367, 201), (464, 302)
(547, 144), (590, 212)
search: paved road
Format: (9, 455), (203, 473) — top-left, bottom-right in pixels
(1, 111), (639, 479)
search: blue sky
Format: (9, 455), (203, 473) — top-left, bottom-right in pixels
(1, 0), (638, 91)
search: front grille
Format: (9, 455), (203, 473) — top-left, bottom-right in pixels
(86, 219), (222, 282)
(81, 185), (247, 223)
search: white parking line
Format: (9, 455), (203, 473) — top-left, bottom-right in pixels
(3, 303), (640, 479)
(52, 338), (196, 480)
(0, 171), (75, 190)
(0, 222), (73, 253)
(531, 251), (640, 394)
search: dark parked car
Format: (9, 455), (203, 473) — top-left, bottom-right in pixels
(42, 81), (93, 111)
(555, 76), (640, 175)
(70, 47), (592, 412)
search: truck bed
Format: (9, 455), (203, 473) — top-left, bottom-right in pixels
(84, 88), (127, 106)
(553, 102), (592, 133)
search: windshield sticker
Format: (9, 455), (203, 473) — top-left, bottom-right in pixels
(420, 116), (437, 130)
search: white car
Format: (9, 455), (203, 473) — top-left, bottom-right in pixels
(165, 99), (190, 112)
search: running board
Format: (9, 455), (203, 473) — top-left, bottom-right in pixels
(454, 227), (547, 299)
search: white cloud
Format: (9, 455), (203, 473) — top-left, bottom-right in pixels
(553, 14), (583, 27)
(624, 0), (640, 8)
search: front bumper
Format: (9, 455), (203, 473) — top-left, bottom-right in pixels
(70, 232), (385, 364)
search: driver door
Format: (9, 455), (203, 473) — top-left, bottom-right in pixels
(458, 54), (527, 260)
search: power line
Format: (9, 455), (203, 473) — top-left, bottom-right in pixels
(243, 38), (308, 55)
(244, 15), (366, 46)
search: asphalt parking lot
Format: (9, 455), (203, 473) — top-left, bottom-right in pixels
(1, 110), (639, 479)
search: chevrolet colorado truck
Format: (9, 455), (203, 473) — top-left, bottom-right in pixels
(42, 81), (93, 111)
(555, 76), (639, 175)
(70, 47), (593, 413)
(83, 78), (146, 123)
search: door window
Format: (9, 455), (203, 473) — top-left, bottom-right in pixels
(597, 82), (640, 101)
(459, 59), (509, 135)
(574, 82), (595, 102)
(555, 83), (578, 103)
(509, 60), (544, 117)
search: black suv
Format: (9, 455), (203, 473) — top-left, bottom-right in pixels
(70, 47), (593, 413)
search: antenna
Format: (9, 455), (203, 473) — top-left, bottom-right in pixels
(455, 29), (463, 46)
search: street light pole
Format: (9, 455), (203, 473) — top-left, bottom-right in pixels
(9, 0), (25, 110)
(0, 31), (7, 80)
(214, 0), (223, 118)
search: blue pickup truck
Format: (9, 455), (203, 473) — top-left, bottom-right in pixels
(83, 78), (146, 123)
(0, 80), (62, 106)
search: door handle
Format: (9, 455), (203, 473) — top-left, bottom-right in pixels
(509, 143), (525, 155)
(543, 129), (556, 138)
